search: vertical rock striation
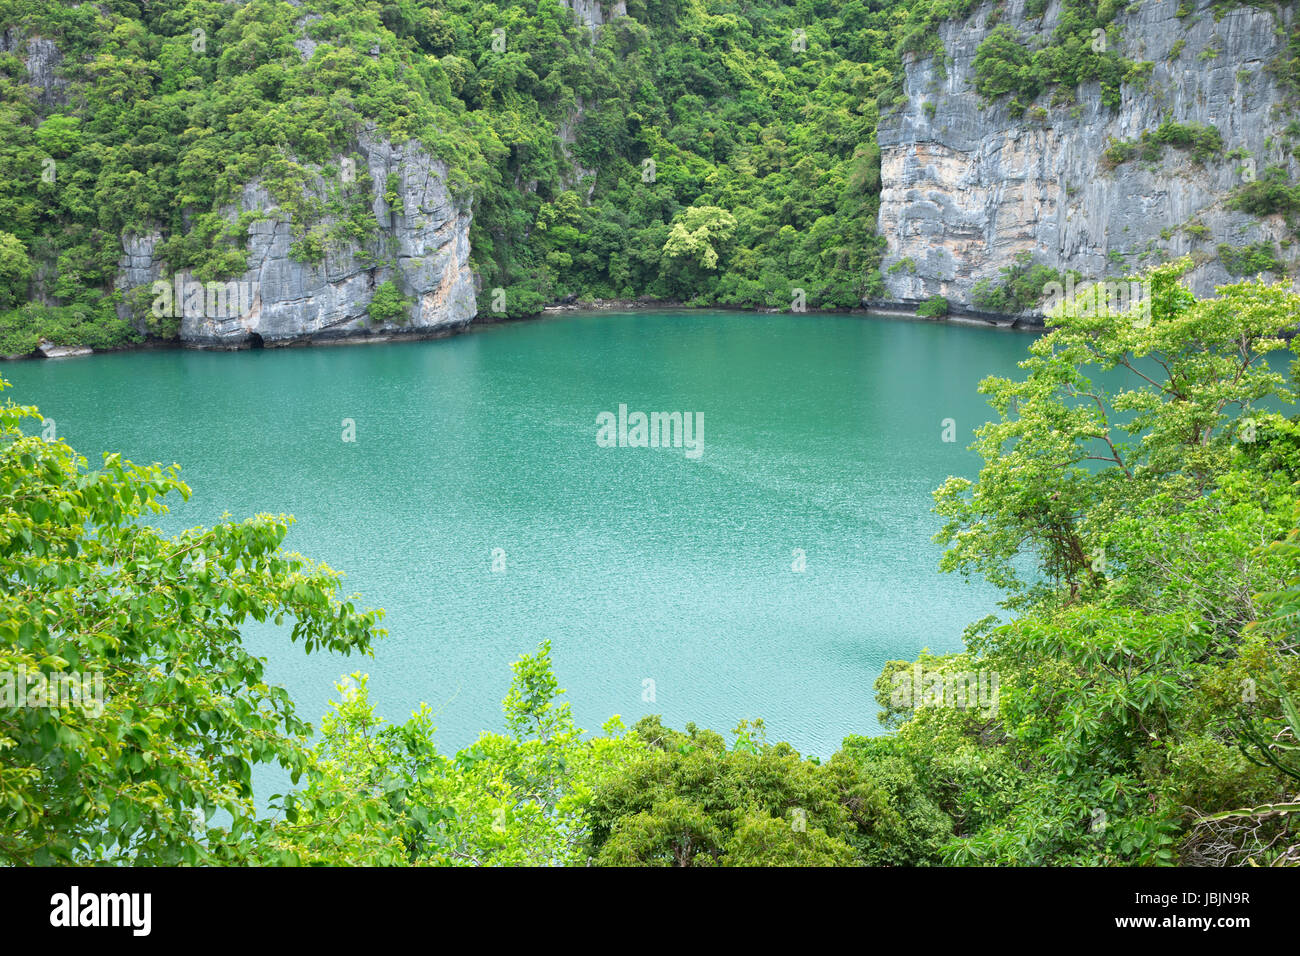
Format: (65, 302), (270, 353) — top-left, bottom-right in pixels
(1, 30), (68, 106)
(560, 0), (628, 32)
(116, 132), (475, 348)
(875, 0), (1298, 315)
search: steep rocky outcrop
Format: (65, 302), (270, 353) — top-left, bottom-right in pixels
(108, 2), (630, 350)
(876, 0), (1299, 315)
(1, 30), (68, 106)
(117, 132), (475, 349)
(554, 3), (626, 193)
(561, 0), (628, 32)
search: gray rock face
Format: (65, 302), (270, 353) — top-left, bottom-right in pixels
(558, 96), (598, 196)
(561, 0), (627, 31)
(291, 14), (322, 61)
(0, 31), (68, 106)
(35, 340), (91, 359)
(117, 132), (475, 348)
(876, 0), (1299, 313)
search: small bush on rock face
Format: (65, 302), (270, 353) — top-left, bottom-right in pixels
(1218, 241), (1285, 276)
(1102, 121), (1224, 169)
(973, 25), (1038, 102)
(917, 294), (949, 318)
(367, 281), (411, 325)
(970, 253), (1064, 314)
(1229, 166), (1300, 222)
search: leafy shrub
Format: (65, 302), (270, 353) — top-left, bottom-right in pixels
(973, 26), (1038, 101)
(367, 280), (411, 325)
(1102, 120), (1223, 168)
(1228, 166), (1300, 219)
(1217, 241), (1285, 275)
(970, 252), (1063, 313)
(0, 303), (138, 356)
(917, 294), (950, 317)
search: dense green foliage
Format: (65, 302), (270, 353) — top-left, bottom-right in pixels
(442, 0), (900, 314)
(4, 261), (1299, 866)
(971, 0), (1133, 113)
(8, 0), (1292, 352)
(0, 0), (918, 347)
(0, 382), (383, 863)
(928, 259), (1300, 863)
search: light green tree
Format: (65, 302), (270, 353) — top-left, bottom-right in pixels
(0, 382), (384, 864)
(0, 232), (31, 311)
(277, 641), (644, 865)
(661, 206), (738, 271)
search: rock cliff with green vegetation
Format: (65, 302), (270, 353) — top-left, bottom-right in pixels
(3, 0), (1297, 354)
(0, 0), (898, 354)
(879, 0), (1300, 313)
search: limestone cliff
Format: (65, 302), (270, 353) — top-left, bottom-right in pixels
(875, 0), (1299, 316)
(561, 0), (628, 32)
(0, 29), (67, 107)
(106, 1), (633, 350)
(117, 132), (475, 349)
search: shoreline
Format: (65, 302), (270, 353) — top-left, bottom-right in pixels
(538, 297), (1043, 331)
(6, 298), (1043, 362)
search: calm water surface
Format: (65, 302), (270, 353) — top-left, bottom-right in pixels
(5, 310), (1034, 763)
